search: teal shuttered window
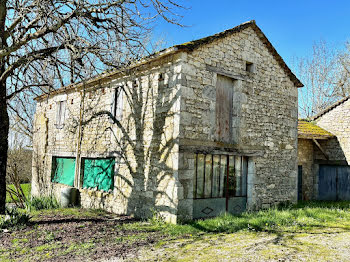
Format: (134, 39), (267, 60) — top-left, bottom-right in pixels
(51, 157), (76, 186)
(82, 158), (115, 191)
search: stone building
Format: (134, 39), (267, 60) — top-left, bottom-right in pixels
(32, 20), (303, 222)
(297, 96), (350, 201)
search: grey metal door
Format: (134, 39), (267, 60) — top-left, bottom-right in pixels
(318, 165), (350, 200)
(337, 166), (350, 200)
(298, 165), (303, 201)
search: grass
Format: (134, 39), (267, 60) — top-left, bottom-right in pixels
(120, 201), (350, 236)
(188, 201), (350, 233)
(3, 201), (350, 261)
(26, 196), (59, 211)
(30, 207), (108, 220)
(6, 183), (31, 203)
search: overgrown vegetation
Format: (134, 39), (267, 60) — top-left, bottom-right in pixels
(6, 142), (32, 208)
(26, 196), (60, 211)
(0, 207), (30, 229)
(1, 196), (60, 230)
(120, 201), (350, 236)
(190, 201), (350, 233)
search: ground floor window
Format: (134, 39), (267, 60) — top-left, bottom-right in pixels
(51, 157), (76, 186)
(194, 154), (248, 199)
(81, 158), (115, 191)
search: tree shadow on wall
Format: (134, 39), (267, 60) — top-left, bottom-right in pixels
(73, 71), (181, 220)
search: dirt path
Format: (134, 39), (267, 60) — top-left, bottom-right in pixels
(135, 229), (350, 261)
(3, 208), (350, 261)
(0, 209), (161, 262)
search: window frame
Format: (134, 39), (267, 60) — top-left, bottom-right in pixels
(81, 157), (116, 192)
(55, 100), (66, 129)
(194, 153), (248, 199)
(110, 85), (124, 122)
(51, 156), (76, 186)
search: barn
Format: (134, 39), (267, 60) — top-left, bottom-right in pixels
(32, 20), (302, 223)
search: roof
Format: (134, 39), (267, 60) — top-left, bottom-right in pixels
(312, 95), (350, 120)
(298, 120), (334, 140)
(35, 20), (303, 101)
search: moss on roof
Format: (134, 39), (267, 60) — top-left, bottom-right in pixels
(298, 120), (334, 139)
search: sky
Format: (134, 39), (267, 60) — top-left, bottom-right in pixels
(152, 0), (350, 68)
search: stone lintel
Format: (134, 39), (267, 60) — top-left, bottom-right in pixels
(205, 64), (246, 80)
(179, 139), (264, 156)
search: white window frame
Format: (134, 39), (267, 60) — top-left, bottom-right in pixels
(110, 86), (124, 122)
(55, 100), (66, 129)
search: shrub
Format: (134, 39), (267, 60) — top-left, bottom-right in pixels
(0, 207), (31, 229)
(6, 183), (31, 204)
(26, 196), (60, 211)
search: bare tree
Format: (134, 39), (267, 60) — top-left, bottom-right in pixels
(0, 0), (185, 214)
(295, 40), (350, 118)
(335, 41), (350, 97)
(7, 132), (32, 208)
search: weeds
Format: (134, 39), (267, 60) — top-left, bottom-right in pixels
(187, 201), (350, 233)
(26, 196), (60, 211)
(0, 207), (31, 229)
(120, 201), (350, 236)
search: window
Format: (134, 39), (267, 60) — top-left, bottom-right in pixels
(51, 157), (76, 186)
(110, 86), (124, 122)
(55, 100), (66, 128)
(194, 154), (247, 199)
(215, 75), (234, 143)
(245, 62), (255, 73)
(82, 158), (115, 191)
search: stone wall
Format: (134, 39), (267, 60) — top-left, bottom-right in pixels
(297, 139), (314, 200)
(177, 26), (299, 219)
(32, 52), (185, 223)
(316, 99), (350, 163)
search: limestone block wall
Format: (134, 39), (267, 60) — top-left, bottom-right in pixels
(177, 26), (298, 218)
(297, 139), (314, 200)
(32, 53), (184, 223)
(316, 99), (350, 163)
(313, 138), (347, 162)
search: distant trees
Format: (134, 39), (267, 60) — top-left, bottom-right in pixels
(6, 134), (32, 208)
(0, 0), (185, 214)
(295, 40), (350, 118)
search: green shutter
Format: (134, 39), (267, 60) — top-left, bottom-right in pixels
(82, 158), (115, 191)
(52, 157), (76, 186)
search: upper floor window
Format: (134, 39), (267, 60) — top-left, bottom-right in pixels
(55, 100), (66, 129)
(245, 61), (255, 73)
(111, 86), (124, 122)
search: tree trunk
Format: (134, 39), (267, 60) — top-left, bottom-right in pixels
(0, 0), (8, 214)
(0, 80), (8, 214)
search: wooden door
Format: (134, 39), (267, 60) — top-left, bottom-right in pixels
(216, 75), (234, 143)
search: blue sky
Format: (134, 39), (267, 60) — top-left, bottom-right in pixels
(153, 0), (350, 68)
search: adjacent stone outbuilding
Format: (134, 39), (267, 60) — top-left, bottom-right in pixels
(32, 20), (303, 222)
(297, 97), (350, 201)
